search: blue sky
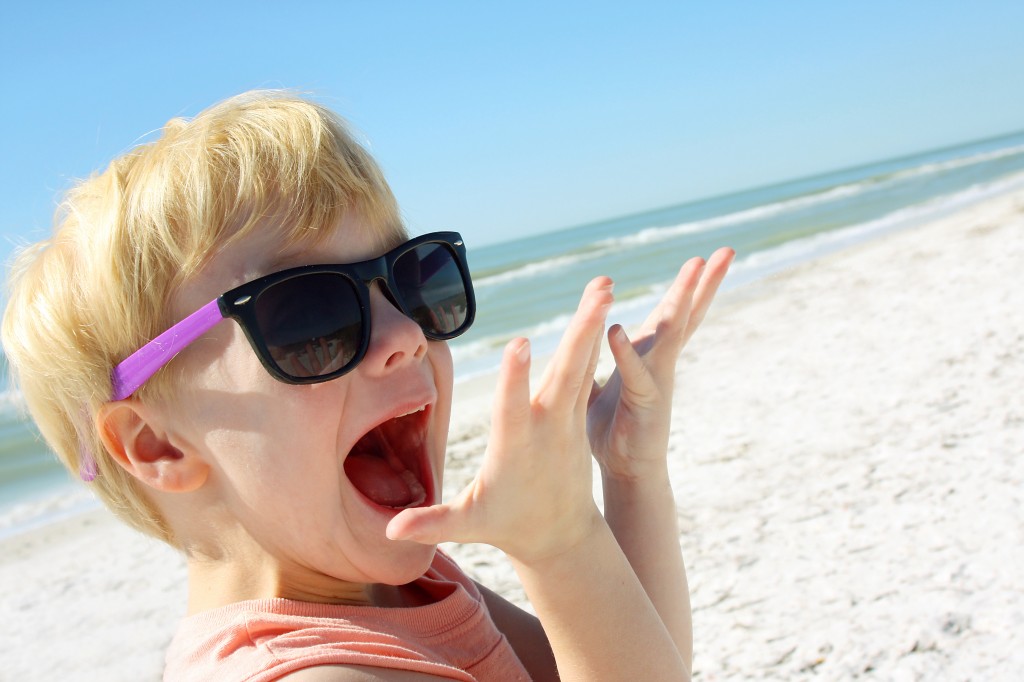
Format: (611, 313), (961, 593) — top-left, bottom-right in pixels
(2, 1), (1022, 259)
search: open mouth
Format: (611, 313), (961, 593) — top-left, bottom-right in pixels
(343, 406), (433, 510)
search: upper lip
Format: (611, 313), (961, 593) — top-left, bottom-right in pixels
(347, 388), (437, 453)
(377, 392), (436, 428)
(394, 403), (429, 418)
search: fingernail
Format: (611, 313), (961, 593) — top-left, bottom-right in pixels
(516, 339), (531, 364)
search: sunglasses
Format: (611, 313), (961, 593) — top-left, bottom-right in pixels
(111, 231), (475, 400)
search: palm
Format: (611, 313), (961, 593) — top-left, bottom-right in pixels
(588, 332), (667, 475)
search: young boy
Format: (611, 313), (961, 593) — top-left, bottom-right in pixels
(2, 91), (732, 681)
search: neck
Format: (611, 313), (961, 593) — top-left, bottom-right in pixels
(185, 553), (375, 614)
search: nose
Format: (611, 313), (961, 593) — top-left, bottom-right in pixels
(360, 283), (428, 375)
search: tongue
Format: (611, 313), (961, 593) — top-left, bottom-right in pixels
(346, 453), (426, 508)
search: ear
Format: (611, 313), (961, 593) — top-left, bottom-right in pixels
(96, 400), (209, 493)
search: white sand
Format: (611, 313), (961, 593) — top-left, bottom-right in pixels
(1, 188), (1022, 680)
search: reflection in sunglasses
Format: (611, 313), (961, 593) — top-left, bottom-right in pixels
(428, 303), (466, 333)
(272, 337), (352, 378)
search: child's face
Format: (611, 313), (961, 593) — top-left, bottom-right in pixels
(163, 213), (454, 589)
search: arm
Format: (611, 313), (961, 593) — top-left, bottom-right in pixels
(388, 277), (689, 680)
(601, 463), (692, 663)
(475, 581), (558, 682)
(587, 248), (734, 667)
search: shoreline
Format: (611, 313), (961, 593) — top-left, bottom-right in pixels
(4, 168), (1024, 534)
(2, 186), (1023, 679)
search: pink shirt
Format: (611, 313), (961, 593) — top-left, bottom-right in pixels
(164, 551), (530, 681)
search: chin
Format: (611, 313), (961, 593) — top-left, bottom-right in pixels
(378, 542), (439, 585)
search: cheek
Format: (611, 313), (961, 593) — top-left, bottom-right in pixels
(429, 343), (454, 406)
(167, 318), (268, 399)
(428, 342), (454, 445)
(429, 341), (454, 390)
(168, 326), (350, 477)
(180, 384), (349, 518)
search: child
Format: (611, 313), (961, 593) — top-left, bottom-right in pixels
(2, 91), (733, 681)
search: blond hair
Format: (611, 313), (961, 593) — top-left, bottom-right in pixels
(1, 91), (404, 544)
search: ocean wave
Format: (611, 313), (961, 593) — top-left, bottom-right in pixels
(474, 248), (611, 287)
(450, 311), (577, 365)
(472, 185), (866, 288)
(731, 170), (1024, 276)
(596, 183), (869, 251)
(448, 336), (515, 364)
(594, 142), (1024, 253)
(882, 143), (1024, 185)
(449, 285), (677, 385)
(465, 168), (1024, 363)
(0, 486), (98, 540)
(473, 141), (1024, 290)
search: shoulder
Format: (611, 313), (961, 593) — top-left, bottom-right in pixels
(166, 600), (470, 682)
(276, 664), (452, 681)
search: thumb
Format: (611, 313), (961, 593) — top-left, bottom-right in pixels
(386, 502), (466, 545)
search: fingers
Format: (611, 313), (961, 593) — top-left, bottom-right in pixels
(638, 248), (733, 369)
(490, 338), (533, 453)
(683, 247), (734, 340)
(388, 337), (534, 547)
(390, 255), (733, 549)
(638, 257), (704, 372)
(386, 502), (457, 544)
(536, 277), (613, 412)
(388, 328), (598, 552)
(656, 256), (705, 338)
(607, 324), (655, 402)
(578, 313), (606, 418)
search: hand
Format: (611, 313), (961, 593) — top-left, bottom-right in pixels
(587, 248), (734, 481)
(388, 277), (614, 563)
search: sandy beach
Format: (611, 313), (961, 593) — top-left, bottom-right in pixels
(1, 187), (1022, 680)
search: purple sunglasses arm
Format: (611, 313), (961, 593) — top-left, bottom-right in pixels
(110, 298), (225, 400)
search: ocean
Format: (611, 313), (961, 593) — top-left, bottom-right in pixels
(3, 129), (1024, 536)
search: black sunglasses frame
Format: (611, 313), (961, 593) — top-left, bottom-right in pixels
(217, 231), (475, 385)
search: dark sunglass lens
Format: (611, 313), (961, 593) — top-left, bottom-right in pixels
(254, 273), (363, 379)
(393, 243), (469, 336)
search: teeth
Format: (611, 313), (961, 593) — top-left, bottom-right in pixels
(397, 405), (426, 418)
